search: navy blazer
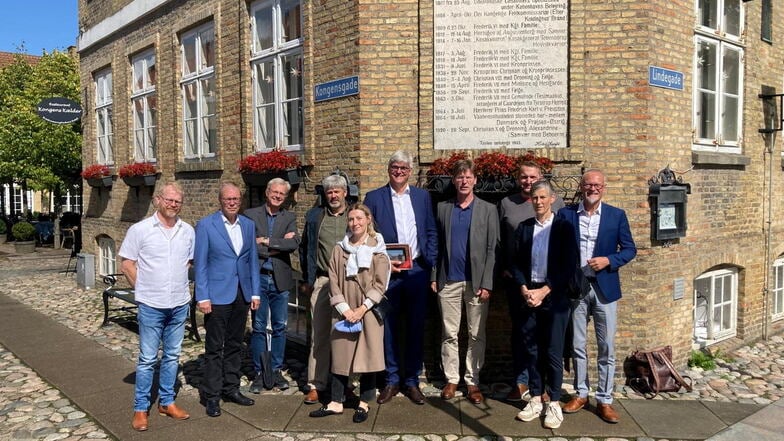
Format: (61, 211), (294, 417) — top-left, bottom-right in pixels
(194, 211), (261, 305)
(511, 214), (578, 309)
(557, 202), (636, 302)
(364, 184), (438, 270)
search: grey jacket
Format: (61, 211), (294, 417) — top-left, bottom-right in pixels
(244, 204), (300, 292)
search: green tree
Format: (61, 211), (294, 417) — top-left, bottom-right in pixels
(0, 50), (82, 214)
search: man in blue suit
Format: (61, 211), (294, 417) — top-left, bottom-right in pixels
(195, 182), (261, 417)
(364, 150), (438, 405)
(558, 169), (636, 423)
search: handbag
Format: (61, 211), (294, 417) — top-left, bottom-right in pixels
(371, 295), (391, 322)
(624, 345), (693, 399)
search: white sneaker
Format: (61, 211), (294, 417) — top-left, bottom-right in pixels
(543, 401), (564, 429)
(516, 396), (543, 422)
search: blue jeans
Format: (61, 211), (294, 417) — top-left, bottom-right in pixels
(250, 274), (289, 372)
(134, 302), (189, 412)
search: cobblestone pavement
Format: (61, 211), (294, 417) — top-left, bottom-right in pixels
(1, 247), (783, 440)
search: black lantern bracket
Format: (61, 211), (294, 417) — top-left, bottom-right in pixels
(758, 91), (784, 133)
(648, 166), (691, 245)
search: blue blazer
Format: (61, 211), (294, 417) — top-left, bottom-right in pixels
(364, 184), (438, 269)
(557, 202), (636, 303)
(194, 211), (261, 305)
(511, 214), (578, 309)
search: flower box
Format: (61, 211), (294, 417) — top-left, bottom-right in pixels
(86, 176), (114, 188)
(241, 168), (301, 188)
(122, 174), (158, 187)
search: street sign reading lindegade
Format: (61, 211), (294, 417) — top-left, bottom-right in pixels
(314, 76), (359, 102)
(36, 97), (82, 124)
(648, 66), (684, 91)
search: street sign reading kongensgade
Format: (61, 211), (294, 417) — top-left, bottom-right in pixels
(36, 97), (82, 124)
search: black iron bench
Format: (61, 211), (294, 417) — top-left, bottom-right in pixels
(101, 274), (201, 342)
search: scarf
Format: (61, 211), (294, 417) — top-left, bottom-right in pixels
(339, 232), (387, 277)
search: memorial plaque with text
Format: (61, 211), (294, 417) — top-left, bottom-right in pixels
(434, 0), (568, 150)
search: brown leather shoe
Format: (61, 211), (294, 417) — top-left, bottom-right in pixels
(596, 403), (620, 423)
(377, 384), (399, 404)
(406, 386), (426, 405)
(562, 396), (588, 414)
(506, 383), (528, 401)
(132, 411), (148, 431)
(440, 383), (458, 400)
(304, 388), (319, 404)
(158, 403), (189, 420)
(467, 385), (484, 404)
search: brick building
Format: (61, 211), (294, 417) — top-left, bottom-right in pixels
(77, 0), (784, 381)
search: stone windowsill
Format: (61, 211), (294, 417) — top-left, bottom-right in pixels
(691, 151), (750, 167)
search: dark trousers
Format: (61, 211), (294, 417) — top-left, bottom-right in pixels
(505, 277), (529, 385)
(383, 261), (429, 388)
(201, 290), (250, 400)
(519, 296), (570, 401)
(332, 373), (377, 404)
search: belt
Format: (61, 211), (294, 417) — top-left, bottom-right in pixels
(260, 268), (274, 276)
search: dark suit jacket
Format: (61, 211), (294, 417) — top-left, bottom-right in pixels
(511, 214), (578, 308)
(432, 196), (499, 292)
(364, 184), (438, 269)
(244, 204), (300, 292)
(557, 202), (637, 302)
(194, 211), (260, 305)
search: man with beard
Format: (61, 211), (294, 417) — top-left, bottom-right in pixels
(558, 169), (636, 424)
(300, 174), (351, 404)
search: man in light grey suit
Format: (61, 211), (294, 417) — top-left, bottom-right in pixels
(431, 159), (499, 404)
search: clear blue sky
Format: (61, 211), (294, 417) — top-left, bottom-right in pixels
(0, 1), (78, 55)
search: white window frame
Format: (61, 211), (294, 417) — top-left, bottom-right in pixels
(98, 237), (116, 276)
(692, 0), (744, 153)
(94, 68), (114, 164)
(773, 256), (784, 321)
(250, 0), (304, 153)
(694, 267), (738, 345)
(180, 23), (216, 159)
(60, 185), (81, 214)
(131, 49), (157, 162)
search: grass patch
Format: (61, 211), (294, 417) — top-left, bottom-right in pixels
(688, 350), (717, 370)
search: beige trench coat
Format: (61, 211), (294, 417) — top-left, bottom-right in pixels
(327, 237), (390, 376)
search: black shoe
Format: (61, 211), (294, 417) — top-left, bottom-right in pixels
(249, 374), (265, 394)
(206, 399), (221, 417)
(273, 370), (289, 390)
(353, 407), (368, 423)
(222, 391), (255, 406)
(309, 407), (342, 418)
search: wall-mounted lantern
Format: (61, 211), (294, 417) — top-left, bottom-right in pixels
(648, 166), (690, 242)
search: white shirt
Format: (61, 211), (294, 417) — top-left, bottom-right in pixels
(222, 214), (243, 255)
(578, 201), (602, 277)
(118, 213), (195, 309)
(390, 185), (420, 260)
(531, 213), (554, 283)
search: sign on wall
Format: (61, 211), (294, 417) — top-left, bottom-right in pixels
(314, 76), (360, 103)
(433, 0), (569, 150)
(648, 66), (684, 91)
(36, 97), (82, 124)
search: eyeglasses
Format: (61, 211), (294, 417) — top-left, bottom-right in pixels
(160, 197), (183, 206)
(389, 165), (411, 172)
(582, 183), (605, 190)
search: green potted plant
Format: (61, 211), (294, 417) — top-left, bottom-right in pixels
(12, 221), (36, 254)
(238, 148), (302, 187)
(81, 164), (113, 188)
(118, 162), (158, 187)
(0, 219), (7, 245)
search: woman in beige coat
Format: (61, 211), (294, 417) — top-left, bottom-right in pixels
(309, 203), (390, 423)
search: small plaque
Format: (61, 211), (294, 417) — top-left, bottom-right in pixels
(386, 243), (412, 270)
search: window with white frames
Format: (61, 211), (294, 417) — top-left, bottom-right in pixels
(98, 236), (116, 276)
(60, 186), (81, 214)
(131, 50), (157, 161)
(181, 23), (216, 158)
(251, 0), (303, 152)
(94, 69), (114, 164)
(693, 267), (738, 345)
(693, 0), (744, 152)
(773, 256), (784, 320)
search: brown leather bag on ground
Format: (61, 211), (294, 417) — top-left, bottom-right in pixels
(625, 345), (693, 399)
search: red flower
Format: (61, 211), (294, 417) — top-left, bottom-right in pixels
(81, 164), (111, 179)
(474, 152), (519, 178)
(427, 152), (469, 176)
(118, 162), (157, 178)
(239, 149), (301, 173)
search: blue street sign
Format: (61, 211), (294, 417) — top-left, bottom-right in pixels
(314, 76), (359, 102)
(649, 66), (684, 91)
